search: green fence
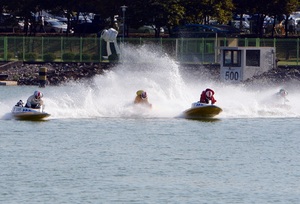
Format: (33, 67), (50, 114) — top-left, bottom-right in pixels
(0, 36), (299, 65)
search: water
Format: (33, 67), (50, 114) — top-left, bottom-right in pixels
(1, 45), (300, 203)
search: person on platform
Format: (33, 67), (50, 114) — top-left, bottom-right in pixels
(25, 90), (44, 109)
(200, 88), (217, 104)
(134, 90), (152, 108)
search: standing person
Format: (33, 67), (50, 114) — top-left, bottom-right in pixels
(134, 90), (152, 108)
(39, 16), (45, 33)
(25, 90), (44, 109)
(200, 88), (217, 104)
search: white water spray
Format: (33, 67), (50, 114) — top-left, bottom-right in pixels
(1, 45), (299, 119)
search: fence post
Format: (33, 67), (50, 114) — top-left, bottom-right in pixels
(245, 38), (248, 47)
(297, 38), (299, 65)
(99, 37), (102, 62)
(202, 38), (205, 65)
(255, 38), (260, 47)
(61, 37), (63, 62)
(4, 36), (7, 61)
(80, 37), (83, 62)
(41, 36), (44, 61)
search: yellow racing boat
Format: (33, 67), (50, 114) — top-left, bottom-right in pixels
(11, 106), (50, 121)
(183, 102), (222, 119)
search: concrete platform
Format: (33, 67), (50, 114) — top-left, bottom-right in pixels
(0, 81), (18, 86)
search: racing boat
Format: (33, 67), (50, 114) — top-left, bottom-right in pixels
(11, 102), (50, 121)
(183, 101), (222, 119)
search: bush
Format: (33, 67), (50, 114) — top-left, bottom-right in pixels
(82, 54), (91, 61)
(43, 53), (56, 62)
(74, 53), (91, 61)
(91, 54), (100, 61)
(62, 53), (75, 62)
(6, 52), (13, 60)
(17, 52), (23, 60)
(25, 52), (37, 62)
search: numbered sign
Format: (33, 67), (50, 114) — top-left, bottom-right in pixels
(222, 68), (241, 82)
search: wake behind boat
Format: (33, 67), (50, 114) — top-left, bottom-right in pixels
(183, 102), (222, 119)
(11, 104), (50, 121)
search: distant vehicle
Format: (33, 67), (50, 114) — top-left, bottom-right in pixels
(232, 20), (250, 33)
(73, 15), (105, 34)
(295, 18), (300, 33)
(44, 19), (71, 33)
(0, 13), (20, 32)
(132, 25), (164, 33)
(118, 24), (164, 36)
(170, 24), (240, 38)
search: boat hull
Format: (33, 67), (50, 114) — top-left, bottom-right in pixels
(11, 106), (50, 121)
(183, 102), (222, 119)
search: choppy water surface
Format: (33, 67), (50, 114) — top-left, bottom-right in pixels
(1, 46), (300, 203)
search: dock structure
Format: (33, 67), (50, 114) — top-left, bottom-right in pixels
(0, 80), (17, 86)
(0, 61), (21, 86)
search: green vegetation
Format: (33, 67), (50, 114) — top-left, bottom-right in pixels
(62, 52), (75, 62)
(1, 0), (299, 38)
(43, 53), (56, 62)
(25, 52), (37, 61)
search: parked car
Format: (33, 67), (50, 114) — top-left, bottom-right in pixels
(118, 24), (164, 36)
(132, 25), (164, 33)
(0, 13), (21, 32)
(170, 24), (240, 38)
(232, 20), (250, 33)
(44, 19), (71, 33)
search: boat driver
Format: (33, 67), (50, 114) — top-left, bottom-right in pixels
(25, 90), (44, 109)
(200, 88), (217, 104)
(276, 88), (289, 103)
(134, 90), (152, 108)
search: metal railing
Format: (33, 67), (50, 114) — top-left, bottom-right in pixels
(0, 36), (299, 66)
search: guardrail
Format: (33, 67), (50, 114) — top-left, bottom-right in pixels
(0, 36), (299, 66)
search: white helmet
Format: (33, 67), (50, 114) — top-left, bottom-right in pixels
(34, 91), (43, 99)
(141, 92), (147, 99)
(206, 90), (213, 98)
(279, 89), (288, 97)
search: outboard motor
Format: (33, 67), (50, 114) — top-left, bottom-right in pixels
(15, 100), (24, 107)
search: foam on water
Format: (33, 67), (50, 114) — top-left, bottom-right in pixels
(1, 45), (300, 119)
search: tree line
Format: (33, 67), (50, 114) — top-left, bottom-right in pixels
(1, 0), (299, 37)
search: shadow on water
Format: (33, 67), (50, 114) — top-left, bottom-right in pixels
(185, 118), (222, 122)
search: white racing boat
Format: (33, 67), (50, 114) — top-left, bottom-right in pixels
(183, 101), (222, 119)
(11, 101), (50, 121)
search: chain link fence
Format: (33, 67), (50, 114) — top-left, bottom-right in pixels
(0, 36), (299, 66)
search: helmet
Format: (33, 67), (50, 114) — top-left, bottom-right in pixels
(206, 90), (213, 98)
(136, 90), (144, 96)
(34, 91), (43, 99)
(279, 89), (288, 97)
(141, 92), (147, 99)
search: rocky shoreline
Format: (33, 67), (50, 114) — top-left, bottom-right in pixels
(0, 62), (300, 87)
(0, 62), (113, 86)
